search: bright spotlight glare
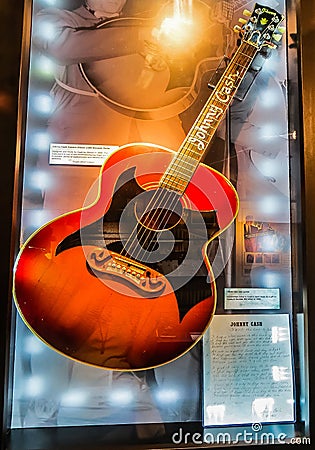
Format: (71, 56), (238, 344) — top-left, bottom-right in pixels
(272, 326), (290, 343)
(30, 170), (51, 190)
(261, 271), (282, 288)
(155, 16), (195, 49)
(259, 158), (280, 178)
(36, 20), (57, 41)
(26, 376), (45, 396)
(61, 390), (88, 407)
(109, 389), (133, 406)
(161, 17), (192, 38)
(259, 124), (279, 140)
(31, 131), (51, 152)
(24, 336), (44, 355)
(32, 94), (53, 114)
(33, 55), (55, 78)
(259, 234), (277, 251)
(44, 0), (58, 5)
(272, 366), (290, 382)
(155, 388), (180, 403)
(258, 195), (281, 214)
(27, 210), (52, 228)
(259, 89), (280, 108)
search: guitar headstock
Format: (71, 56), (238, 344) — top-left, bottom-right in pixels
(235, 3), (285, 50)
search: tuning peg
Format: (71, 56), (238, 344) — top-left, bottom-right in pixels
(243, 9), (252, 17)
(238, 18), (247, 25)
(278, 26), (286, 34)
(233, 25), (242, 33)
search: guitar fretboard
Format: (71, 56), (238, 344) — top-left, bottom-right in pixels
(159, 41), (258, 194)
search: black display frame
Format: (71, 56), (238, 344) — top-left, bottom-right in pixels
(1, 0), (313, 448)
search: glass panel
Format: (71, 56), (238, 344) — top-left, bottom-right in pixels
(10, 0), (309, 446)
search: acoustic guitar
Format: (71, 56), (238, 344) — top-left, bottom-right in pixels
(14, 5), (284, 371)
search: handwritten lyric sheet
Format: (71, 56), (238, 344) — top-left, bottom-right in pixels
(203, 314), (294, 426)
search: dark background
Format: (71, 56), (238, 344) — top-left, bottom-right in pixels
(0, 1), (25, 447)
(0, 0), (313, 448)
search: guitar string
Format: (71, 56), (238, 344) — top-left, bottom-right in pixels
(122, 42), (256, 260)
(147, 6), (282, 194)
(115, 9), (275, 258)
(150, 44), (256, 198)
(150, 43), (256, 193)
(120, 42), (256, 262)
(120, 114), (237, 260)
(160, 42), (257, 187)
(120, 42), (257, 263)
(123, 190), (181, 261)
(159, 43), (256, 190)
(146, 44), (256, 221)
(120, 189), (179, 259)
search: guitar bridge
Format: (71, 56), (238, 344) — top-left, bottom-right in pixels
(86, 248), (166, 297)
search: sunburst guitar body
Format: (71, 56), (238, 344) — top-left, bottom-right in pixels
(14, 144), (238, 370)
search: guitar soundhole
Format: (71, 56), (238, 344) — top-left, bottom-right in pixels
(135, 189), (183, 232)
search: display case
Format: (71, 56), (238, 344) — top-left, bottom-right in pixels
(1, 0), (313, 448)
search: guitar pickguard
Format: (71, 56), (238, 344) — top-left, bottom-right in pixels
(56, 166), (219, 321)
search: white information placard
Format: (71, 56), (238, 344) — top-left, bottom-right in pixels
(49, 143), (119, 166)
(203, 314), (294, 426)
(224, 288), (280, 310)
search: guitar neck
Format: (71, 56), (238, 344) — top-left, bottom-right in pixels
(159, 41), (258, 193)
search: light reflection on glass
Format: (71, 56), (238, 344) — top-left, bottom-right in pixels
(259, 123), (281, 140)
(36, 21), (57, 41)
(32, 94), (53, 115)
(26, 210), (52, 229)
(258, 195), (282, 214)
(29, 131), (51, 152)
(24, 336), (45, 355)
(272, 366), (290, 381)
(43, 0), (58, 6)
(29, 170), (51, 190)
(252, 397), (275, 420)
(272, 326), (290, 343)
(206, 404), (225, 423)
(259, 234), (278, 252)
(155, 388), (180, 404)
(258, 157), (281, 178)
(26, 376), (45, 396)
(32, 55), (55, 78)
(259, 89), (281, 108)
(109, 389), (134, 406)
(260, 271), (281, 288)
(61, 390), (88, 407)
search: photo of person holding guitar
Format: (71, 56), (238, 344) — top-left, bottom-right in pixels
(32, 0), (228, 213)
(33, 0), (192, 147)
